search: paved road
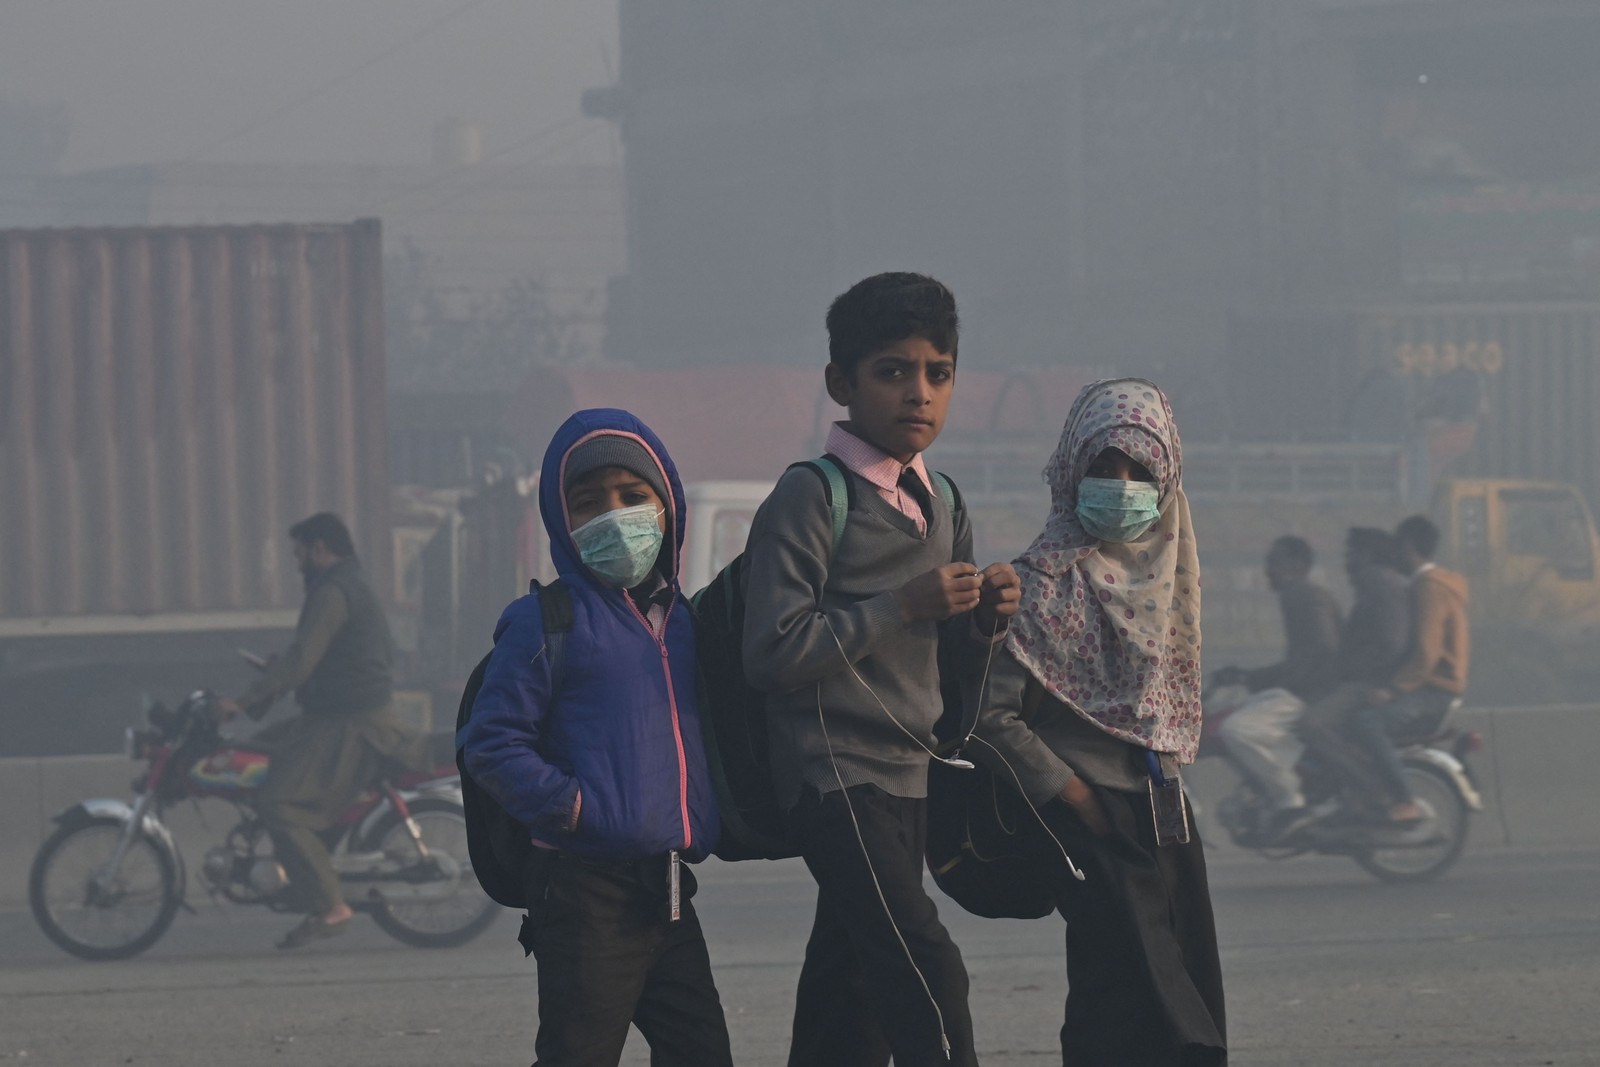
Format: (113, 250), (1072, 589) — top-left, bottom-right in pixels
(3, 847), (1597, 1066)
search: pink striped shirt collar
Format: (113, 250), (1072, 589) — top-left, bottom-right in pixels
(825, 422), (934, 531)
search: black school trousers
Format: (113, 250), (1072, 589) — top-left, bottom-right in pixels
(520, 851), (734, 1067)
(1032, 785), (1228, 1067)
(788, 783), (978, 1067)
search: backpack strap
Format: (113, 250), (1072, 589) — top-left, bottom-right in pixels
(454, 577), (574, 751)
(930, 470), (959, 519)
(790, 454), (851, 555)
(530, 578), (573, 694)
(794, 457), (963, 555)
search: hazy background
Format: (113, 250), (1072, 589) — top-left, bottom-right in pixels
(2, 15), (1599, 1065)
(0, 1), (617, 170)
(4, 2), (1600, 756)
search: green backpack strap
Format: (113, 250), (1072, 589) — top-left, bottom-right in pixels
(802, 457), (959, 554)
(930, 471), (958, 519)
(803, 454), (851, 555)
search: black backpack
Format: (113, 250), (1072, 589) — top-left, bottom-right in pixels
(454, 579), (573, 909)
(692, 455), (958, 861)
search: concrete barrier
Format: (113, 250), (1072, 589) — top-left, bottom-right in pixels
(2, 704), (1595, 908)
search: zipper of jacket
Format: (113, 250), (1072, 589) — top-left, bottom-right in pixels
(624, 590), (693, 850)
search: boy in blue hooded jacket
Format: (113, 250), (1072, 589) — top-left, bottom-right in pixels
(460, 408), (731, 1067)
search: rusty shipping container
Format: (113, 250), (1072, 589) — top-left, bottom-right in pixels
(1228, 302), (1600, 512)
(0, 220), (389, 633)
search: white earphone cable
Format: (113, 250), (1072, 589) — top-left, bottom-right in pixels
(966, 734), (1087, 882)
(814, 681), (954, 1061)
(820, 617), (974, 769)
(822, 614), (1087, 884)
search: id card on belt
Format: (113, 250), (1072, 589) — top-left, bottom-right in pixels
(1145, 752), (1191, 847)
(667, 850), (681, 922)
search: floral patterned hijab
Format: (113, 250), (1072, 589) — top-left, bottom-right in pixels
(1006, 378), (1204, 762)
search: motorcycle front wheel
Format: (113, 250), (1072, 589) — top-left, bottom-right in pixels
(361, 798), (500, 948)
(29, 816), (181, 960)
(1354, 763), (1470, 883)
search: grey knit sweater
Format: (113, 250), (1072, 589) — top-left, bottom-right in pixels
(741, 463), (979, 807)
(971, 648), (1184, 802)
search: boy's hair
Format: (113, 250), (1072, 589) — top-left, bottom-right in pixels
(289, 512), (356, 558)
(1395, 515), (1440, 559)
(1268, 535), (1314, 570)
(826, 272), (959, 374)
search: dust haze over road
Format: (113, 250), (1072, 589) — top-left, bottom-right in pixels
(5, 4), (1600, 1064)
(3, 849), (1598, 1065)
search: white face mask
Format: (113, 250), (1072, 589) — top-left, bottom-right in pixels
(571, 504), (665, 588)
(1075, 478), (1161, 543)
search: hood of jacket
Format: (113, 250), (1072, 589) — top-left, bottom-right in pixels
(538, 408), (688, 591)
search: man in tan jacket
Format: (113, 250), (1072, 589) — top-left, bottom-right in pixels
(1351, 515), (1471, 824)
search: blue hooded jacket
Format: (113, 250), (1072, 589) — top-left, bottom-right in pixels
(459, 409), (720, 861)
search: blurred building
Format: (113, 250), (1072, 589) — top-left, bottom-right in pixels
(589, 1), (1600, 396)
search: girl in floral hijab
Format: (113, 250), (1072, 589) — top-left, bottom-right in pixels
(970, 378), (1226, 1066)
(1009, 377), (1203, 760)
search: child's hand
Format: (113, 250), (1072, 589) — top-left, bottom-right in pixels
(1060, 776), (1110, 837)
(974, 563), (1020, 634)
(895, 563), (983, 623)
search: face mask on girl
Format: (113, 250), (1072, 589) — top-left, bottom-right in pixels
(572, 504), (665, 588)
(1075, 478), (1161, 543)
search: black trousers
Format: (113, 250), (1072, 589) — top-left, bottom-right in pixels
(788, 784), (977, 1067)
(1031, 786), (1228, 1067)
(520, 852), (733, 1067)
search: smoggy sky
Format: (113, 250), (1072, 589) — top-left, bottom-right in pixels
(0, 0), (618, 172)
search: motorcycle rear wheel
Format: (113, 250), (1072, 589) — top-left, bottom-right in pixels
(29, 817), (181, 960)
(361, 798), (499, 948)
(1354, 764), (1470, 883)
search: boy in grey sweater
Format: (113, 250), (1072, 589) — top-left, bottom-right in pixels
(742, 273), (1020, 1067)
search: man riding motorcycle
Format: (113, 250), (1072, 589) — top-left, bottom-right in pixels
(218, 513), (423, 949)
(1218, 528), (1412, 840)
(1301, 516), (1470, 827)
(1212, 536), (1343, 840)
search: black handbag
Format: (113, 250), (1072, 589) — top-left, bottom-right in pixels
(926, 677), (1056, 920)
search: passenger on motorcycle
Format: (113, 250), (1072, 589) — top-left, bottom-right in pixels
(1302, 516), (1471, 826)
(1212, 535), (1342, 841)
(217, 513), (423, 949)
(1231, 527), (1411, 838)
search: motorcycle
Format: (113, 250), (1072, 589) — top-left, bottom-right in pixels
(1198, 685), (1484, 882)
(29, 688), (499, 960)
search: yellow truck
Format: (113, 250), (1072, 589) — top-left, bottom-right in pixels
(1432, 477), (1600, 704)
(1177, 453), (1600, 706)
